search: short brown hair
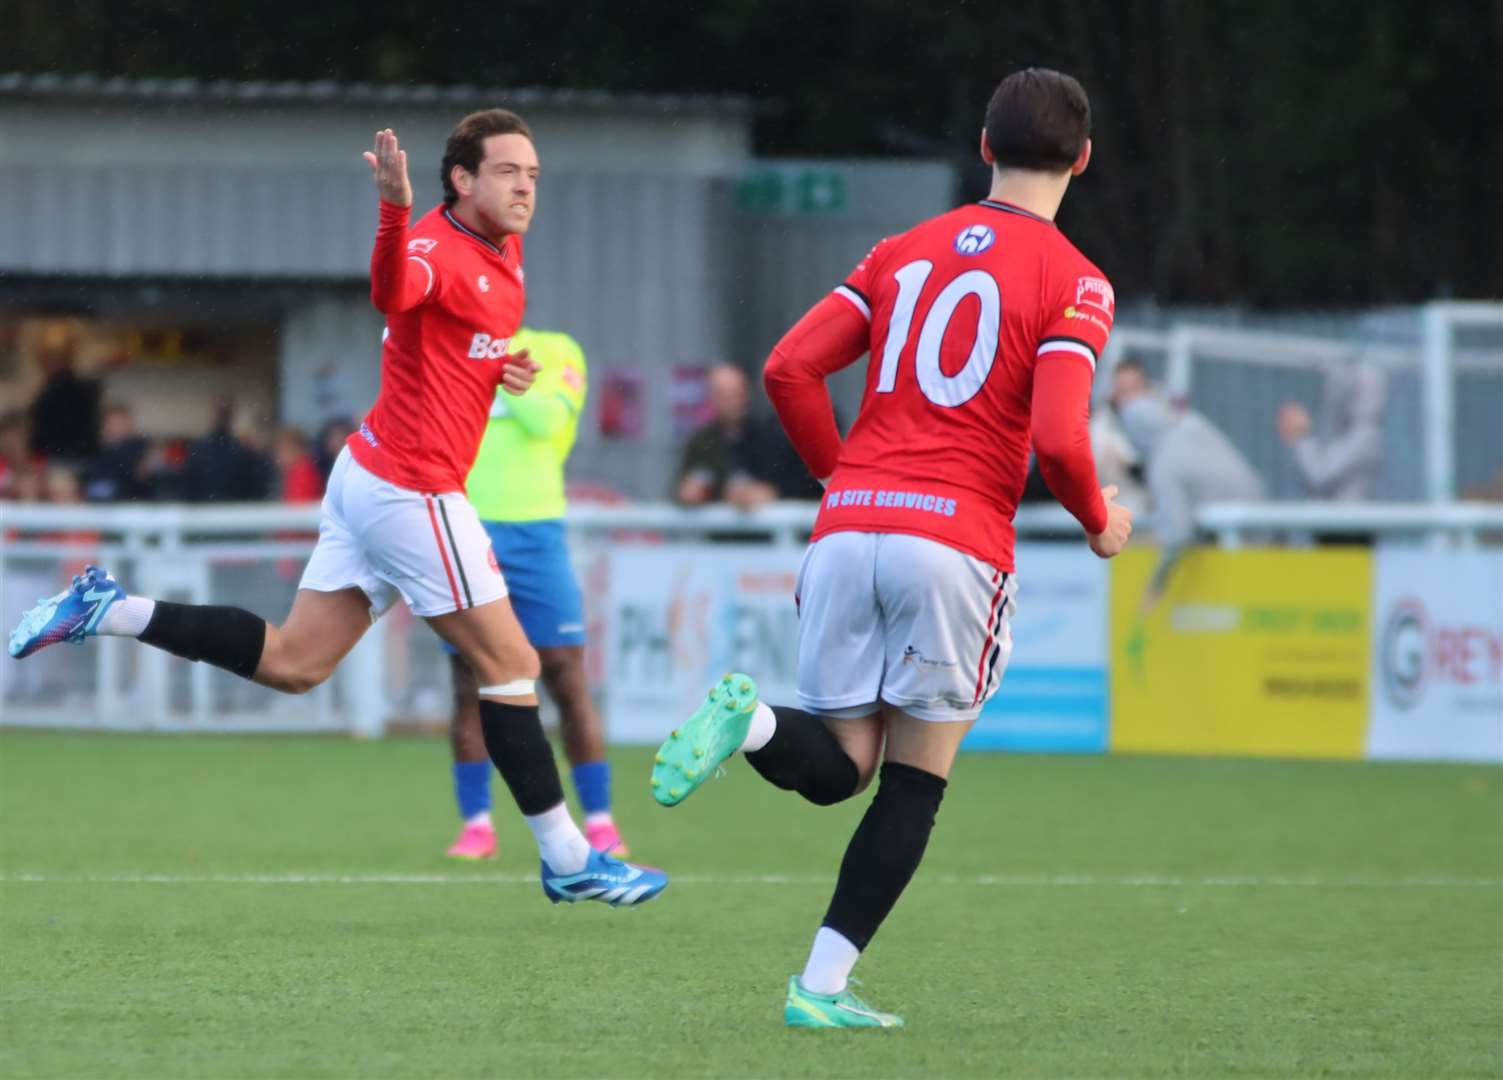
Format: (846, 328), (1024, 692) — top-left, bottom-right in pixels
(441, 109), (534, 207)
(984, 69), (1091, 173)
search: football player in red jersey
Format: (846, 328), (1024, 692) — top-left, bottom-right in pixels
(650, 69), (1132, 1025)
(9, 111), (667, 907)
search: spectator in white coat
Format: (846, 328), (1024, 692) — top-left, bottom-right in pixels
(1277, 364), (1387, 501)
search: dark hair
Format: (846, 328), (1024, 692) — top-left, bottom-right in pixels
(984, 68), (1091, 173)
(441, 109), (534, 207)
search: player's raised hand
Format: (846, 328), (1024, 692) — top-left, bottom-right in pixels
(363, 128), (412, 208)
(500, 348), (540, 396)
(1087, 484), (1134, 559)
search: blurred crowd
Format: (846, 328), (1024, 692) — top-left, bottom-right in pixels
(0, 386), (352, 507)
(14, 345), (1492, 520)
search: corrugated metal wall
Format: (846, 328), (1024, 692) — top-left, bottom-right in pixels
(0, 150), (964, 500)
(0, 165), (374, 278)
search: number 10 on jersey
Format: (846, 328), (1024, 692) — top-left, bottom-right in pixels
(875, 260), (1001, 408)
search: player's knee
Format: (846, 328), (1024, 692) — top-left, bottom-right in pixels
(468, 642), (540, 687)
(514, 644), (542, 681)
(278, 659), (333, 695)
(258, 637), (332, 695)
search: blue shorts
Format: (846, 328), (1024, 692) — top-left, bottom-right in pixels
(440, 519), (586, 652)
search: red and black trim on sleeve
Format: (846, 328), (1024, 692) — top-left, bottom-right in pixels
(1036, 335), (1099, 370)
(833, 283), (871, 320)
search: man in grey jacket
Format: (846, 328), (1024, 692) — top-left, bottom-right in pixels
(1112, 361), (1265, 610)
(1277, 365), (1387, 500)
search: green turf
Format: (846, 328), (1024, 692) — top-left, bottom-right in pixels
(1, 732), (1499, 1078)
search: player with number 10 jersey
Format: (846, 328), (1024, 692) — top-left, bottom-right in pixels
(813, 195), (1115, 572)
(649, 68), (1133, 1030)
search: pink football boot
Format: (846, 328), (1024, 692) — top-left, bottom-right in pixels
(584, 819), (629, 858)
(446, 821), (497, 860)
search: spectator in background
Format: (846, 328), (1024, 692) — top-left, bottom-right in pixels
(274, 426), (324, 502)
(28, 339), (100, 463)
(0, 411), (45, 501)
(1277, 364), (1387, 500)
(82, 403), (155, 502)
(184, 400), (276, 502)
(43, 464), (83, 504)
(675, 363), (823, 509)
(1112, 360), (1264, 611)
(314, 417), (356, 485)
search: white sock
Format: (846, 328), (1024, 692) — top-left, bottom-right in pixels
(739, 701), (777, 753)
(524, 802), (591, 874)
(464, 811), (493, 829)
(98, 596), (155, 637)
(800, 927), (860, 995)
(584, 811), (614, 828)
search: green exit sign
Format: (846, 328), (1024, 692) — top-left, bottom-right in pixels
(736, 168), (848, 215)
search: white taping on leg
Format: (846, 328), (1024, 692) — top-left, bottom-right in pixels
(477, 678), (536, 697)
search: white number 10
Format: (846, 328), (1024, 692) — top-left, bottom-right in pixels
(874, 260), (1001, 408)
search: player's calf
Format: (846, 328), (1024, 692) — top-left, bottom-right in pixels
(801, 762), (947, 997)
(745, 706), (865, 806)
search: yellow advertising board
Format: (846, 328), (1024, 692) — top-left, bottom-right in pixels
(1110, 547), (1370, 759)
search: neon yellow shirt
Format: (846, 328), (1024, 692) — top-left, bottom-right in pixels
(466, 328), (587, 522)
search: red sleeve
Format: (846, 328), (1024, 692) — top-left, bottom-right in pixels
(369, 201), (439, 314)
(1035, 267), (1115, 372)
(763, 293), (871, 481)
(1030, 356), (1109, 535)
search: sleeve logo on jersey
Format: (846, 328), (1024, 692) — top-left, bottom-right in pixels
(954, 224), (996, 256)
(1064, 305), (1111, 333)
(478, 274), (490, 293)
(407, 238), (438, 255)
(468, 333), (513, 360)
(1075, 276), (1115, 315)
(560, 365), (585, 393)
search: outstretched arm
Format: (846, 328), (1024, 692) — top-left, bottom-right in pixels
(363, 129), (434, 314)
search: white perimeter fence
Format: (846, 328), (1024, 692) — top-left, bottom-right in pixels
(2, 499), (1500, 735)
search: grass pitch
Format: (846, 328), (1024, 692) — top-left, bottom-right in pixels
(1, 731), (1499, 1078)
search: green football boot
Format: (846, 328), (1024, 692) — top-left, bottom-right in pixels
(783, 976), (904, 1029)
(650, 672), (759, 807)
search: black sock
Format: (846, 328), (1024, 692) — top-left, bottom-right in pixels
(138, 601), (267, 680)
(822, 761), (947, 951)
(744, 706), (860, 806)
(479, 700), (565, 816)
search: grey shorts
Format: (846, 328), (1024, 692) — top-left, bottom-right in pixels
(794, 531), (1018, 723)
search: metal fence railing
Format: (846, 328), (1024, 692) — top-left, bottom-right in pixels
(4, 498), (1501, 735)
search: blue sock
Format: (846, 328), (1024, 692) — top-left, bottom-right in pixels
(453, 761), (492, 821)
(571, 760), (612, 817)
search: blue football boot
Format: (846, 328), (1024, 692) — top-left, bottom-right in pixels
(540, 847), (668, 907)
(8, 565), (127, 659)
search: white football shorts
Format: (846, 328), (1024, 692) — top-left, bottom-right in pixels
(299, 447), (507, 618)
(794, 531), (1018, 723)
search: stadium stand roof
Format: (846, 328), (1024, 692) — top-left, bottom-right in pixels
(0, 71), (754, 118)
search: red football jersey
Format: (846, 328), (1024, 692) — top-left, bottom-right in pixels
(347, 202), (526, 493)
(813, 199), (1115, 571)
